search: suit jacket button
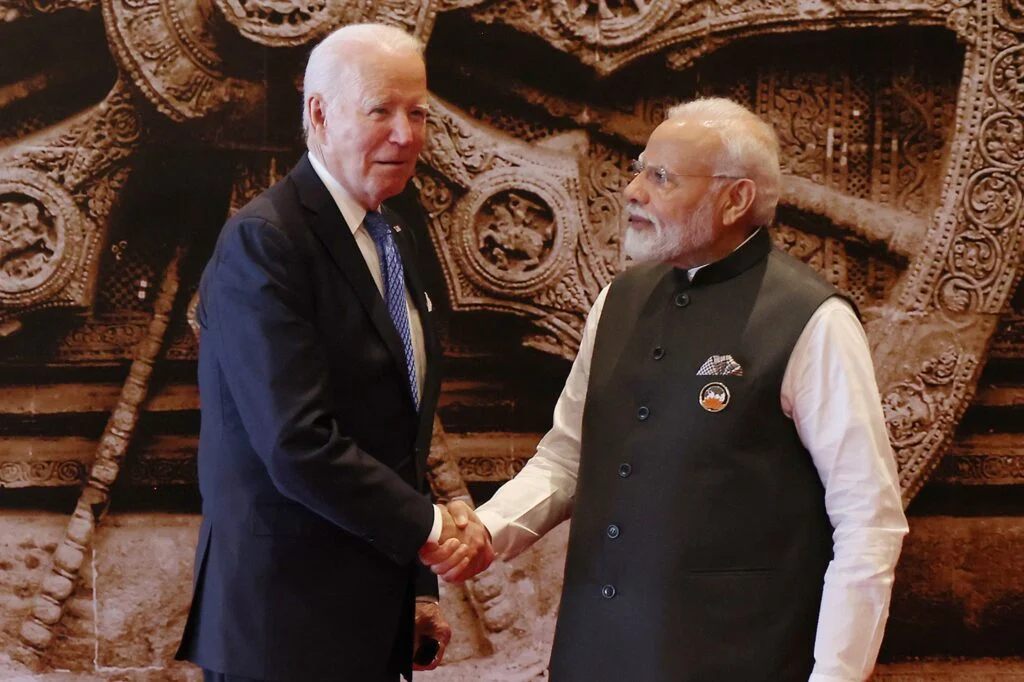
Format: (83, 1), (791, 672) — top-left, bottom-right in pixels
(618, 463), (632, 478)
(606, 524), (620, 539)
(675, 292), (690, 307)
(637, 406), (650, 421)
(652, 346), (665, 360)
(601, 584), (616, 599)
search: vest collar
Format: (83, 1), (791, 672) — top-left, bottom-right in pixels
(684, 228), (771, 287)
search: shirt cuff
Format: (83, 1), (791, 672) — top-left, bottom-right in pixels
(808, 672), (857, 682)
(475, 509), (507, 548)
(426, 504), (442, 545)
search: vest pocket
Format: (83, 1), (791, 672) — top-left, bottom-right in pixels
(673, 569), (783, 676)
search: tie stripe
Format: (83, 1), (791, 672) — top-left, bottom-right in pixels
(364, 210), (419, 410)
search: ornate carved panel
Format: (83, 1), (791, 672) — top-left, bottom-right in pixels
(2, 3), (1023, 673)
(0, 0), (1020, 523)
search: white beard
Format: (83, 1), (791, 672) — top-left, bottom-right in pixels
(622, 195), (716, 264)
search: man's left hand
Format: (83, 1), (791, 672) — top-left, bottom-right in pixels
(412, 600), (452, 671)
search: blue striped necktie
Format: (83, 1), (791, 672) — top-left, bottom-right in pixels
(363, 210), (419, 410)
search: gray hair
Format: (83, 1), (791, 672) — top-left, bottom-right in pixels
(666, 97), (782, 226)
(301, 23), (425, 143)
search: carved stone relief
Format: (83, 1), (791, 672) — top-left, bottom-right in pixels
(1, 0), (1023, 674)
(0, 0), (1017, 498)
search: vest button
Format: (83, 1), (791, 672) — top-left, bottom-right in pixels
(601, 584), (616, 599)
(636, 406), (650, 421)
(618, 463), (632, 478)
(606, 524), (620, 539)
(675, 292), (690, 307)
(652, 346), (665, 360)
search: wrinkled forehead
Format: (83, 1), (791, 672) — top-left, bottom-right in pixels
(641, 117), (723, 169)
(352, 51), (427, 97)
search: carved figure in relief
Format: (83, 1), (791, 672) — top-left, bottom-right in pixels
(477, 191), (554, 272)
(0, 199), (56, 289)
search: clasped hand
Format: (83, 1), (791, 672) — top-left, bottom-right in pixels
(419, 500), (495, 582)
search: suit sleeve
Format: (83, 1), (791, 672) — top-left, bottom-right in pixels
(203, 217), (434, 565)
(415, 561), (440, 600)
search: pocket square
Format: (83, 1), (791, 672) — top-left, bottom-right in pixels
(696, 354), (743, 377)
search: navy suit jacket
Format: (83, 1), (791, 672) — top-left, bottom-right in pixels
(176, 154), (442, 682)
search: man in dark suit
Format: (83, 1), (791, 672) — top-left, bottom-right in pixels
(176, 23), (491, 682)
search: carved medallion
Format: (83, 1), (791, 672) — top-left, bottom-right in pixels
(473, 190), (556, 278)
(0, 171), (86, 307)
(459, 175), (574, 296)
(213, 0), (350, 46)
(551, 0), (675, 47)
(103, 0), (263, 121)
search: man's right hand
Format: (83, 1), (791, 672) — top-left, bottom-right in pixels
(418, 500), (495, 582)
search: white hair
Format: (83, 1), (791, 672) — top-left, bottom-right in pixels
(666, 97), (782, 226)
(301, 23), (425, 143)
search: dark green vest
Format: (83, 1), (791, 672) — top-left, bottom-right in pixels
(550, 229), (838, 682)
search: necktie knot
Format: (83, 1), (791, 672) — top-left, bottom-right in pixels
(363, 210), (393, 244)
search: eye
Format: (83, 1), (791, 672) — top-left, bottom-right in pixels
(409, 108), (428, 122)
(629, 159), (644, 176)
(652, 167), (669, 185)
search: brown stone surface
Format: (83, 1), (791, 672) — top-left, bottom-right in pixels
(0, 512), (200, 680)
(883, 516), (1024, 659)
(873, 659), (1024, 680)
(91, 515), (199, 670)
(0, 512), (68, 668)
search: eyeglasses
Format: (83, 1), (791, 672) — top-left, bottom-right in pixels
(628, 159), (746, 188)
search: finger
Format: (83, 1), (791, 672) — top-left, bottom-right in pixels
(441, 554), (473, 582)
(453, 545), (495, 582)
(418, 540), (448, 565)
(420, 538), (461, 565)
(449, 500), (472, 528)
(431, 543), (471, 575)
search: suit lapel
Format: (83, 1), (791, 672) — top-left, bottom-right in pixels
(291, 155), (408, 380)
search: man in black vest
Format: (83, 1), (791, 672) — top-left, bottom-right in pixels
(429, 97), (908, 681)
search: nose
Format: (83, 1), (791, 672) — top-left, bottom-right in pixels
(390, 112), (414, 146)
(624, 173), (647, 204)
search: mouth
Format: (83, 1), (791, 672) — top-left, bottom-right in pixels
(627, 215), (654, 229)
(375, 160), (414, 169)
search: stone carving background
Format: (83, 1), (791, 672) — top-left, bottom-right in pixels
(0, 0), (1023, 679)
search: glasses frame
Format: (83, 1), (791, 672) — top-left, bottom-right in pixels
(629, 158), (748, 188)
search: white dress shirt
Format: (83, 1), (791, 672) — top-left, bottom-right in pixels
(308, 154), (443, 545)
(476, 252), (909, 681)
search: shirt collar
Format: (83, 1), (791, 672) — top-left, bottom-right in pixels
(685, 227), (763, 280)
(308, 153), (372, 235)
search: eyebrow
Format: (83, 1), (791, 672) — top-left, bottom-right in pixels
(360, 97), (430, 112)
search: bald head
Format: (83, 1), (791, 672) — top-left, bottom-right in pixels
(302, 23), (425, 143)
(664, 98), (782, 226)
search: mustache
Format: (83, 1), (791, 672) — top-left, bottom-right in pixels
(625, 204), (660, 226)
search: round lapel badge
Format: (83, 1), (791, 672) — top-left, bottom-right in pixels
(699, 382), (730, 412)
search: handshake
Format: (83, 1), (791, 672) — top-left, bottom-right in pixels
(419, 500), (496, 582)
